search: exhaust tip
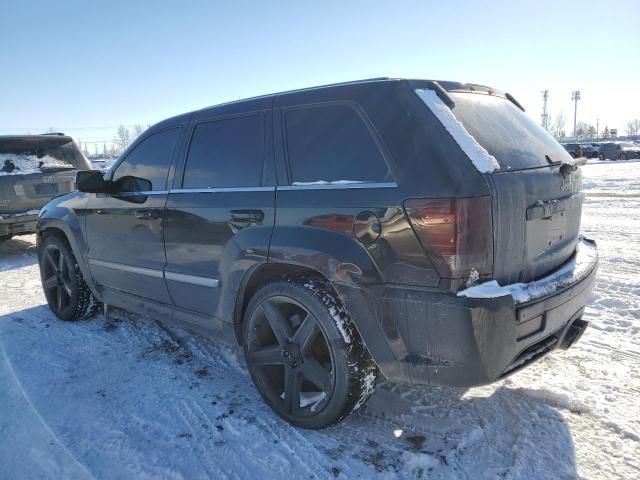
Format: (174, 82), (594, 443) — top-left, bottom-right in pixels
(560, 318), (588, 350)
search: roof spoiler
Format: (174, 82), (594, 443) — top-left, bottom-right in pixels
(505, 93), (525, 112)
(426, 81), (455, 109)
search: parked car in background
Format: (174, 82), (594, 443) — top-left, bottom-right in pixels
(37, 78), (597, 428)
(0, 134), (91, 242)
(563, 143), (583, 158)
(598, 141), (640, 160)
(580, 143), (599, 158)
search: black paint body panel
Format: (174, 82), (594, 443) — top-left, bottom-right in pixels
(37, 78), (598, 387)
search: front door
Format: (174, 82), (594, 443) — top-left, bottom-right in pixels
(85, 126), (183, 303)
(163, 102), (275, 318)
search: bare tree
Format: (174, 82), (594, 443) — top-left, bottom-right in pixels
(114, 125), (132, 154)
(576, 121), (595, 139)
(550, 112), (567, 139)
(602, 126), (610, 139)
(131, 124), (146, 139)
(626, 119), (640, 136)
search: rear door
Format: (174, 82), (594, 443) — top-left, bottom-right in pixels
(163, 101), (275, 318)
(447, 92), (583, 284)
(85, 127), (183, 303)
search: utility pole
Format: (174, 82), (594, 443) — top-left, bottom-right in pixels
(571, 90), (581, 139)
(596, 118), (599, 139)
(541, 90), (549, 130)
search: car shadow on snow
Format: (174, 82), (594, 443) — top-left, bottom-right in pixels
(0, 235), (38, 272)
(343, 380), (579, 478)
(0, 301), (578, 480)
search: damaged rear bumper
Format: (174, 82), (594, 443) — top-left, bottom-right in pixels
(334, 237), (598, 387)
(0, 211), (39, 237)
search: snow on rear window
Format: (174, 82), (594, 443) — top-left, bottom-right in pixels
(415, 89), (500, 174)
(0, 153), (74, 176)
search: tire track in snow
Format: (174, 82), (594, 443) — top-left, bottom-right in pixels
(0, 341), (95, 480)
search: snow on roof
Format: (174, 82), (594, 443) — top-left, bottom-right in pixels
(415, 89), (501, 174)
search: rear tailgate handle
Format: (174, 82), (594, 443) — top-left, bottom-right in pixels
(230, 209), (264, 223)
(526, 192), (584, 221)
(135, 209), (160, 220)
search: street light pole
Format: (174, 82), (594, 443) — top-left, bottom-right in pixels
(596, 118), (599, 139)
(571, 90), (581, 139)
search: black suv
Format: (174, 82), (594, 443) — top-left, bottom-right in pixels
(37, 79), (598, 428)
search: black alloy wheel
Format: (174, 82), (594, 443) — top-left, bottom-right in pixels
(39, 234), (99, 321)
(244, 280), (378, 429)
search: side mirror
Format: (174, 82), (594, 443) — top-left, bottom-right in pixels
(115, 176), (152, 193)
(76, 170), (109, 193)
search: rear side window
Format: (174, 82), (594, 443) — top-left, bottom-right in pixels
(284, 104), (391, 184)
(448, 93), (572, 170)
(112, 127), (181, 191)
(183, 114), (264, 189)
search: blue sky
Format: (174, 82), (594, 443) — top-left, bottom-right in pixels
(1, 0), (638, 147)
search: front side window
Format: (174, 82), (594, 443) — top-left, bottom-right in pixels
(112, 127), (181, 191)
(183, 114), (264, 189)
(284, 104), (391, 184)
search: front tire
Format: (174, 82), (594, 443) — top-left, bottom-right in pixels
(599, 153), (605, 161)
(620, 154), (627, 160)
(39, 234), (100, 321)
(243, 278), (378, 429)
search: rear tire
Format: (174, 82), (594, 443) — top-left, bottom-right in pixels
(39, 234), (100, 321)
(243, 278), (378, 429)
(599, 153), (605, 161)
(0, 234), (12, 243)
(620, 154), (627, 160)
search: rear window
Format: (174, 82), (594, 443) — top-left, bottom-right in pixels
(284, 104), (391, 184)
(0, 138), (88, 176)
(449, 93), (572, 170)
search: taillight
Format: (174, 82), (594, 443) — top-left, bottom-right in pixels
(404, 196), (493, 279)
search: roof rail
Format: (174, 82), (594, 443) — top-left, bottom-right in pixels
(199, 77), (393, 111)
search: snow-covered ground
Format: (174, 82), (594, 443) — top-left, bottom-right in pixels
(0, 162), (638, 479)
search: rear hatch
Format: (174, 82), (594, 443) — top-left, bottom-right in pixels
(448, 91), (583, 284)
(0, 135), (90, 215)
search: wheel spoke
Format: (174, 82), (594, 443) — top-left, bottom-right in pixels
(61, 279), (72, 296)
(249, 346), (284, 366)
(301, 357), (332, 393)
(58, 250), (65, 272)
(261, 301), (293, 345)
(283, 367), (302, 413)
(56, 286), (63, 311)
(42, 275), (58, 290)
(292, 314), (318, 353)
(44, 250), (57, 272)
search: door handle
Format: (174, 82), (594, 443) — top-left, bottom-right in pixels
(135, 209), (160, 220)
(230, 209), (264, 223)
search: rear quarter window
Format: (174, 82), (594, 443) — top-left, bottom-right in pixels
(284, 103), (391, 184)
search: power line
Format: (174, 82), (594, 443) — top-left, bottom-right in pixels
(0, 124), (144, 131)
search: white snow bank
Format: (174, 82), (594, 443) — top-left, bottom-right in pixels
(0, 153), (72, 176)
(415, 89), (501, 174)
(458, 237), (598, 303)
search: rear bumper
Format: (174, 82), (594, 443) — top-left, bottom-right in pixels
(0, 212), (39, 236)
(335, 237), (598, 387)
